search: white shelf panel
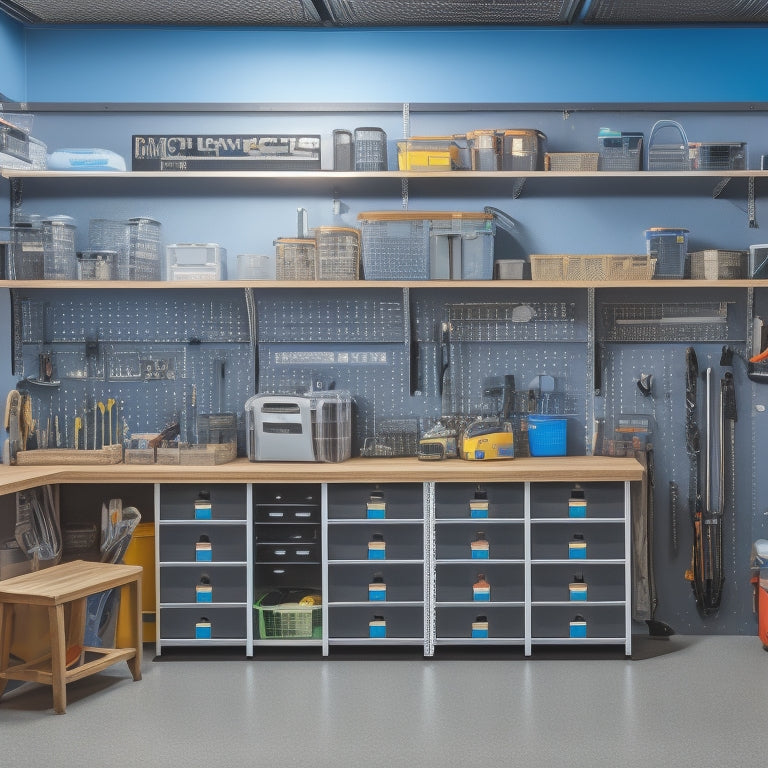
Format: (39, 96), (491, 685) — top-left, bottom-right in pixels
(329, 601), (424, 607)
(328, 638), (425, 645)
(531, 637), (628, 646)
(531, 518), (625, 524)
(328, 518), (424, 524)
(435, 558), (525, 565)
(328, 559), (424, 565)
(159, 561), (248, 567)
(159, 519), (247, 525)
(435, 518), (524, 524)
(433, 638), (525, 645)
(435, 601), (525, 608)
(531, 600), (626, 607)
(160, 602), (247, 608)
(530, 559), (625, 565)
(159, 638), (248, 646)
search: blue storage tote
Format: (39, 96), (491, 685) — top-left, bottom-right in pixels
(527, 414), (567, 457)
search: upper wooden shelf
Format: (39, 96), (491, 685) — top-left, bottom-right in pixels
(2, 169), (766, 181)
(0, 279), (764, 290)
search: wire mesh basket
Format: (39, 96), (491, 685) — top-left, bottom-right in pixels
(689, 142), (747, 171)
(530, 253), (656, 281)
(354, 126), (387, 171)
(313, 226), (361, 280)
(359, 212), (431, 280)
(598, 132), (643, 171)
(275, 237), (317, 280)
(647, 120), (690, 170)
(254, 592), (322, 639)
(544, 152), (599, 171)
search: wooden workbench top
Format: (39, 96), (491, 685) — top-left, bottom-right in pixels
(0, 456), (644, 495)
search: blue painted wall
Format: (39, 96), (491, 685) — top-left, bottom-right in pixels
(8, 25), (768, 104)
(0, 13), (25, 100)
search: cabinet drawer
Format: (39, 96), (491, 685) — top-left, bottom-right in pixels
(160, 565), (248, 604)
(159, 525), (247, 563)
(160, 605), (246, 640)
(254, 504), (320, 523)
(159, 484), (247, 521)
(254, 524), (318, 544)
(255, 542), (320, 563)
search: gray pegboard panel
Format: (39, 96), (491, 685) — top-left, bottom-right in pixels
(255, 288), (405, 344)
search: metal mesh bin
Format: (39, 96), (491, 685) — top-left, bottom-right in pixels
(689, 142), (747, 171)
(275, 237), (317, 280)
(312, 226), (361, 280)
(647, 120), (689, 170)
(359, 212), (431, 280)
(354, 127), (387, 171)
(598, 132), (643, 171)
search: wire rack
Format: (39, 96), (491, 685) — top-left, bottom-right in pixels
(602, 301), (730, 343)
(446, 302), (579, 342)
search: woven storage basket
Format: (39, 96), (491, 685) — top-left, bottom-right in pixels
(530, 253), (656, 281)
(689, 249), (748, 280)
(544, 152), (599, 172)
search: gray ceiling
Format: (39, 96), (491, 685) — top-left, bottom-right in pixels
(3, 0), (768, 26)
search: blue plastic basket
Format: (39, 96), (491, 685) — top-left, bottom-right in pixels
(527, 415), (567, 457)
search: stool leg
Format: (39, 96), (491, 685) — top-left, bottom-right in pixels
(48, 604), (67, 714)
(124, 578), (142, 682)
(66, 598), (87, 667)
(0, 603), (12, 697)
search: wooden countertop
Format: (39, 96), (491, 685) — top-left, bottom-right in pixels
(0, 456), (644, 494)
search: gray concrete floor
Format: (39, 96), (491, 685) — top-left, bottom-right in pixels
(1, 636), (765, 767)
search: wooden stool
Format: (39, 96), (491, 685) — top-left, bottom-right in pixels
(0, 559), (142, 713)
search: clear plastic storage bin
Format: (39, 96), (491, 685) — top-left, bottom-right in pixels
(645, 227), (688, 279)
(42, 216), (77, 280)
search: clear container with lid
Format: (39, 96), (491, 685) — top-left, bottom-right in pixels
(128, 217), (162, 280)
(42, 215), (77, 279)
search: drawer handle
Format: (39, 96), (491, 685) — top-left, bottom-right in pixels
(274, 549), (287, 556)
(295, 512), (311, 518)
(268, 511), (285, 519)
(295, 549), (310, 557)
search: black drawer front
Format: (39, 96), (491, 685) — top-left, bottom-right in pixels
(254, 524), (319, 544)
(254, 504), (320, 523)
(256, 543), (320, 563)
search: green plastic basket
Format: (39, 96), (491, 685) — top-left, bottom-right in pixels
(254, 592), (322, 639)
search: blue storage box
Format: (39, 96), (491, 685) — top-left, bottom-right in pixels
(569, 617), (587, 638)
(195, 619), (212, 639)
(369, 618), (387, 638)
(527, 415), (567, 457)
